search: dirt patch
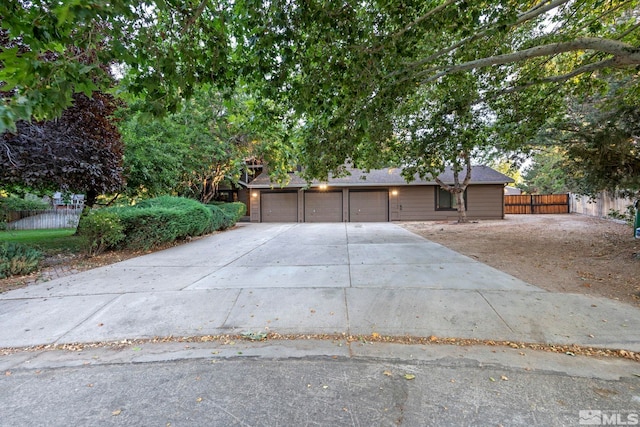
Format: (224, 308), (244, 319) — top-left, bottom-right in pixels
(401, 214), (640, 306)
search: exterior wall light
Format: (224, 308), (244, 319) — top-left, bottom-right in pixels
(251, 192), (258, 198)
(391, 190), (398, 196)
(319, 184), (328, 190)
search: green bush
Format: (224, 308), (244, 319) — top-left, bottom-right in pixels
(0, 196), (49, 212)
(206, 202), (246, 230)
(77, 211), (125, 256)
(111, 196), (214, 250)
(0, 242), (43, 279)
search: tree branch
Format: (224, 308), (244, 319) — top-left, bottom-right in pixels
(417, 37), (640, 85)
(387, 0), (573, 79)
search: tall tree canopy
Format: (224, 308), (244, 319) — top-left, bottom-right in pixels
(232, 0), (639, 178)
(0, 0), (231, 132)
(2, 0), (639, 203)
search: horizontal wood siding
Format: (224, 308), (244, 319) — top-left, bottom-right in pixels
(397, 187), (433, 220)
(467, 185), (505, 219)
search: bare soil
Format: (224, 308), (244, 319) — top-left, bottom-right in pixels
(402, 214), (640, 307)
(2, 216), (639, 307)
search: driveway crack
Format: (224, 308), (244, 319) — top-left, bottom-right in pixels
(478, 291), (515, 333)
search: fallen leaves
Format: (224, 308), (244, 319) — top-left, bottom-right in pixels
(1, 333), (639, 362)
(112, 409), (122, 416)
(403, 374), (416, 380)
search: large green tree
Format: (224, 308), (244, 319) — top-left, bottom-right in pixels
(120, 86), (296, 202)
(231, 0), (639, 174)
(0, 0), (230, 132)
(2, 0), (639, 208)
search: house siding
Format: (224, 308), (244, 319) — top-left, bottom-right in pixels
(250, 184), (506, 223)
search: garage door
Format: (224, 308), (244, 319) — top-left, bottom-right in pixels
(305, 192), (343, 222)
(349, 191), (389, 222)
(261, 192), (298, 222)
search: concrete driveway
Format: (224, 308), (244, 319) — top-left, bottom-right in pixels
(1, 222), (639, 350)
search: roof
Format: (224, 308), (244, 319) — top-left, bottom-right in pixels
(248, 166), (515, 189)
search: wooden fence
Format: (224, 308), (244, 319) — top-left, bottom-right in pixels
(505, 194), (570, 214)
(3, 209), (82, 230)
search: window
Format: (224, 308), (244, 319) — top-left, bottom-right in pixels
(436, 187), (466, 210)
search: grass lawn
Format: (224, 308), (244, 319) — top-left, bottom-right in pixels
(0, 228), (84, 254)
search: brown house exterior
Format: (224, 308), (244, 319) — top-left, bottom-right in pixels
(247, 166), (514, 223)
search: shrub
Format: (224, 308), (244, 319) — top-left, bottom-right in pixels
(206, 202), (246, 230)
(77, 210), (125, 256)
(0, 242), (43, 279)
(0, 196), (49, 212)
(111, 196), (214, 250)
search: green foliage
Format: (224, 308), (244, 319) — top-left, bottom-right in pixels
(520, 147), (572, 194)
(110, 196), (214, 250)
(0, 195), (48, 212)
(0, 1), (231, 133)
(77, 211), (125, 256)
(215, 202), (246, 222)
(607, 206), (635, 225)
(120, 87), (272, 202)
(0, 242), (42, 279)
(206, 202), (246, 230)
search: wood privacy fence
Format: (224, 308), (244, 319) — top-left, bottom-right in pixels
(3, 209), (82, 230)
(570, 192), (635, 218)
(505, 194), (570, 214)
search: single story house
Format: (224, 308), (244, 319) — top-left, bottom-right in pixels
(247, 166), (514, 222)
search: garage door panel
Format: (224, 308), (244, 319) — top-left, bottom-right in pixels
(349, 191), (388, 222)
(262, 193), (298, 222)
(305, 192), (343, 222)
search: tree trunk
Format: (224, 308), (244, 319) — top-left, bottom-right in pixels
(455, 189), (467, 223)
(434, 151), (472, 224)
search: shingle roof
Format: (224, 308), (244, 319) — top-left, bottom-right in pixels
(248, 166), (514, 188)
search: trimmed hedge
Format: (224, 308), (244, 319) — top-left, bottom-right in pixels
(78, 197), (247, 252)
(110, 196), (214, 250)
(207, 202), (246, 230)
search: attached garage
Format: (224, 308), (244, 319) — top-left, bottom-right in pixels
(248, 166), (514, 223)
(349, 191), (389, 222)
(304, 191), (343, 222)
(261, 192), (298, 222)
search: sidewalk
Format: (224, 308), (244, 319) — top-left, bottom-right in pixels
(1, 222), (639, 351)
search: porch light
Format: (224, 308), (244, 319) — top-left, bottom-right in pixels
(391, 190), (398, 196)
(251, 192), (258, 198)
(319, 184), (328, 190)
